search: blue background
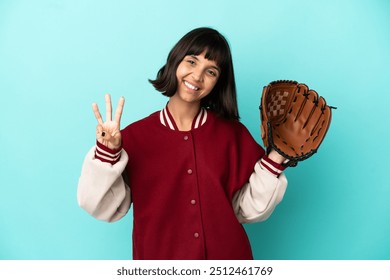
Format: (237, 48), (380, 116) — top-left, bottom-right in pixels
(1, 0), (389, 260)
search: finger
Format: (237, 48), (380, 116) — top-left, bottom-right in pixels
(96, 124), (104, 140)
(111, 133), (121, 147)
(105, 93), (112, 122)
(114, 96), (125, 124)
(92, 103), (104, 125)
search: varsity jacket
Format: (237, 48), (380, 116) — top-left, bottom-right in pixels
(78, 106), (288, 260)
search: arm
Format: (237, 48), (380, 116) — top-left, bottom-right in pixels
(77, 94), (131, 222)
(232, 150), (288, 224)
(77, 144), (131, 222)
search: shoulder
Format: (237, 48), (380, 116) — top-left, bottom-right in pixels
(203, 110), (265, 159)
(207, 110), (250, 134)
(121, 111), (160, 134)
(120, 111), (161, 153)
(202, 110), (259, 148)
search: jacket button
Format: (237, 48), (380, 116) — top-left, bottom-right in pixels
(187, 169), (193, 174)
(194, 232), (199, 238)
(184, 135), (189, 140)
(191, 199), (196, 205)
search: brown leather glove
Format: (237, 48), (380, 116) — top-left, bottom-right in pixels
(260, 80), (335, 167)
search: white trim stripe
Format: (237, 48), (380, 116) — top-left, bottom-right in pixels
(95, 151), (121, 162)
(159, 106), (208, 130)
(96, 145), (121, 158)
(163, 107), (175, 130)
(260, 158), (282, 176)
(160, 110), (166, 127)
(201, 109), (207, 126)
(193, 108), (203, 129)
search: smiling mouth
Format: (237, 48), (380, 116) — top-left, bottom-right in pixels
(184, 80), (200, 91)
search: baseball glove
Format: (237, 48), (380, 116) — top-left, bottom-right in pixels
(260, 80), (334, 167)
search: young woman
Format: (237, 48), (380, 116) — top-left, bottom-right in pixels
(78, 27), (288, 260)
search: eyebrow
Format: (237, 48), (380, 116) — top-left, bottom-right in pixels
(189, 54), (221, 72)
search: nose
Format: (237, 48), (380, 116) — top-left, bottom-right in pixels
(191, 67), (204, 82)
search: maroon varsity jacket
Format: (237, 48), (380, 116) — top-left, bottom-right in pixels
(121, 109), (265, 259)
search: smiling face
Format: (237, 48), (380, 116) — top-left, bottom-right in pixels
(173, 51), (220, 106)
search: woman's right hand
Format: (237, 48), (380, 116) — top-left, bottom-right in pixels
(92, 94), (125, 150)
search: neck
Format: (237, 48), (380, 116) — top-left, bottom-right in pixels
(167, 97), (201, 131)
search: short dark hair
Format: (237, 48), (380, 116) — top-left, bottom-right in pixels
(149, 27), (239, 120)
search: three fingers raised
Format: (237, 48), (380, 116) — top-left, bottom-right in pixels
(92, 94), (125, 125)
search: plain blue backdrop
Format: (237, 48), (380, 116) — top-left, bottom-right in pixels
(1, 0), (389, 259)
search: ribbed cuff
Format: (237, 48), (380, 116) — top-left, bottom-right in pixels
(260, 155), (287, 177)
(94, 141), (122, 164)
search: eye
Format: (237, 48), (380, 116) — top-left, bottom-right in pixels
(208, 70), (216, 76)
(187, 59), (196, 65)
(207, 69), (219, 77)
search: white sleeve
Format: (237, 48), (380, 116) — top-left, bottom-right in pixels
(77, 146), (131, 222)
(232, 158), (288, 224)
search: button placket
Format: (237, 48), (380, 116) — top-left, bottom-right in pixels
(182, 132), (201, 243)
(184, 134), (193, 175)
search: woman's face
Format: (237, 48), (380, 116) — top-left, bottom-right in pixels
(174, 51), (220, 105)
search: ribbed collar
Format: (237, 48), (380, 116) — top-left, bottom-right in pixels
(159, 105), (208, 131)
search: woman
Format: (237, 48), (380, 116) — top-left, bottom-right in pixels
(78, 27), (288, 260)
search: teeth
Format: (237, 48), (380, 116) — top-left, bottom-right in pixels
(184, 81), (199, 91)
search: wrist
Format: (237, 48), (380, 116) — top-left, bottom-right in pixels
(267, 149), (286, 164)
(95, 141), (122, 164)
(260, 153), (287, 177)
